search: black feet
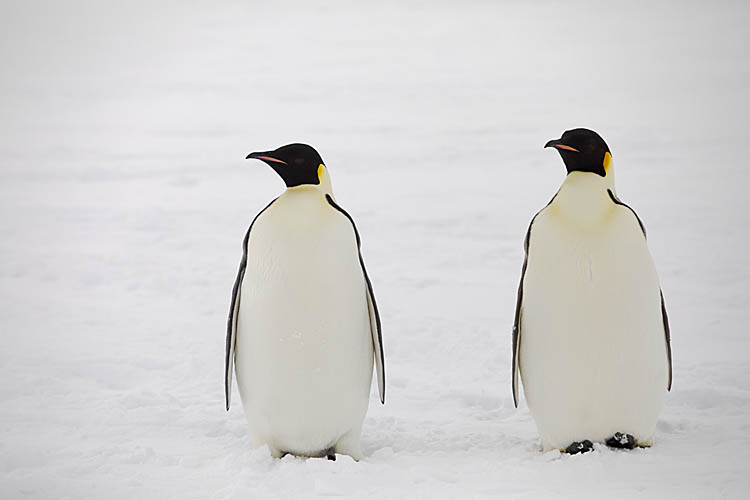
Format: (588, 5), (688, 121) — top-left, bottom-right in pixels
(563, 433), (638, 454)
(564, 440), (594, 455)
(605, 432), (636, 450)
(326, 453), (336, 461)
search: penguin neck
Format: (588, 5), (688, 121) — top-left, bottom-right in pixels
(554, 167), (617, 222)
(317, 167), (335, 198)
(284, 173), (335, 201)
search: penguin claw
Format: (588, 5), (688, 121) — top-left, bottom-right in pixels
(564, 440), (594, 455)
(605, 432), (636, 450)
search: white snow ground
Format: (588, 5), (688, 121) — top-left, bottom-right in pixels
(1, 1), (749, 498)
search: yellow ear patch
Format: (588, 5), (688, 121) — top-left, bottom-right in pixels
(317, 163), (324, 182)
(603, 152), (612, 174)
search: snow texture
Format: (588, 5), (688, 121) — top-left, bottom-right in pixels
(1, 1), (749, 499)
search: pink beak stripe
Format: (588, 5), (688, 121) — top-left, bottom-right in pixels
(256, 156), (287, 165)
(555, 144), (580, 152)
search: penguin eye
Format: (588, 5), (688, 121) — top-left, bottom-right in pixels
(294, 158), (305, 166)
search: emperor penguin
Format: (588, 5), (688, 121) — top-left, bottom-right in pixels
(512, 128), (673, 454)
(224, 143), (385, 460)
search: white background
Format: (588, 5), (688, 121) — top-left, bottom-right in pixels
(1, 1), (749, 498)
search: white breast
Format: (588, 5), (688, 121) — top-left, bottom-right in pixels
(520, 172), (668, 451)
(234, 188), (373, 457)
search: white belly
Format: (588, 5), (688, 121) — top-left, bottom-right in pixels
(520, 188), (668, 451)
(235, 191), (373, 457)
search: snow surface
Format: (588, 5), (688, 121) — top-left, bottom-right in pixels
(1, 1), (749, 498)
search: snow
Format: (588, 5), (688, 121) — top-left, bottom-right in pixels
(1, 1), (749, 498)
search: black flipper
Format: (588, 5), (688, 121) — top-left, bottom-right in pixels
(512, 192), (558, 408)
(661, 290), (673, 391)
(325, 194), (385, 404)
(225, 198), (278, 411)
(607, 189), (673, 391)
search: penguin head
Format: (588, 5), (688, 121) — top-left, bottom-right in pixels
(544, 128), (612, 177)
(246, 143), (328, 189)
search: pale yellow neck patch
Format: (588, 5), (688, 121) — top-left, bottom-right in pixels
(315, 163), (334, 197)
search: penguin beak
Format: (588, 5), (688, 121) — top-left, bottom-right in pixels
(245, 151), (288, 165)
(544, 139), (580, 153)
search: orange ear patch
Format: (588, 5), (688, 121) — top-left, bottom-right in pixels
(603, 152), (612, 173)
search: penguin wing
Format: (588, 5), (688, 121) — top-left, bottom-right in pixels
(326, 195), (385, 404)
(512, 212), (540, 407)
(225, 198), (278, 411)
(607, 189), (673, 391)
(660, 290), (673, 391)
(512, 193), (559, 407)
